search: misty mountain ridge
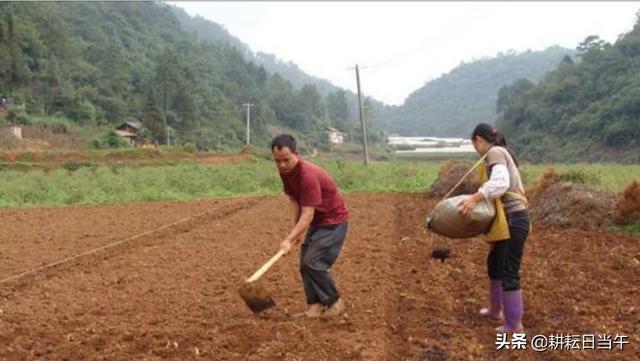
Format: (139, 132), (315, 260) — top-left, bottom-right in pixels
(384, 46), (575, 137)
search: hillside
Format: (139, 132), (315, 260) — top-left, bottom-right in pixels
(386, 46), (573, 137)
(497, 23), (640, 163)
(171, 6), (347, 98)
(170, 5), (391, 142)
(0, 2), (384, 151)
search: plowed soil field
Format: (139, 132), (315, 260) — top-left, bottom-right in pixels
(0, 194), (638, 360)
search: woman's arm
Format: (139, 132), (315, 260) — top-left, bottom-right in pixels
(458, 163), (510, 218)
(479, 164), (510, 200)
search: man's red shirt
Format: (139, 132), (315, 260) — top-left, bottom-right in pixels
(279, 159), (349, 227)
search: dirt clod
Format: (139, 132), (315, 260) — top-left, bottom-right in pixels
(430, 247), (451, 262)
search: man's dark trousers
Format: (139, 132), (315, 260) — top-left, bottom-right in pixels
(299, 222), (348, 307)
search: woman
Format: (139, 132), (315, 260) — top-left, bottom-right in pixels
(458, 123), (530, 333)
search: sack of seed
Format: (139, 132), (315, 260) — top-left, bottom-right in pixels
(426, 194), (495, 239)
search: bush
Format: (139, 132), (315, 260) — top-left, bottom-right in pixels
(6, 104), (28, 124)
(182, 142), (197, 153)
(89, 131), (133, 149)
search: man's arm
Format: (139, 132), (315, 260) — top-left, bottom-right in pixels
(288, 196), (301, 226)
(280, 206), (315, 254)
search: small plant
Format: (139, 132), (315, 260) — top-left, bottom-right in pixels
(182, 142), (197, 154)
(609, 222), (640, 236)
(63, 161), (81, 172)
(63, 161), (95, 172)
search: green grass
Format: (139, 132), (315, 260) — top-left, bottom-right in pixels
(609, 222), (640, 236)
(318, 158), (440, 193)
(519, 163), (640, 192)
(0, 158), (439, 207)
(0, 162), (43, 172)
(0, 157), (639, 207)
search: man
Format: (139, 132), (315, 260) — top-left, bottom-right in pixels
(271, 134), (349, 318)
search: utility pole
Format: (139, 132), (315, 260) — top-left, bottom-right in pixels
(354, 64), (369, 167)
(243, 103), (254, 145)
(163, 116), (170, 146)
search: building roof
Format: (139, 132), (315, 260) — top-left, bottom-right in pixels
(326, 127), (346, 134)
(117, 122), (142, 130)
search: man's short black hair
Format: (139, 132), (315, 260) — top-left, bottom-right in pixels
(271, 134), (297, 152)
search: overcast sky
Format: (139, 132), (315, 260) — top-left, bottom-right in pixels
(171, 2), (639, 105)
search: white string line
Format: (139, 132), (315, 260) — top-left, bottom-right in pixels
(0, 193), (268, 286)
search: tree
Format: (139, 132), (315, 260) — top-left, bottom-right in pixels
(577, 35), (608, 62)
(294, 84), (326, 131)
(326, 89), (350, 131)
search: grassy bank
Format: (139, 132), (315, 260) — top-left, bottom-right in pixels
(520, 163), (640, 194)
(0, 159), (440, 207)
(1, 157), (639, 207)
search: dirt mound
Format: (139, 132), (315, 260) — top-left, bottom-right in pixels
(525, 166), (558, 201)
(530, 181), (615, 231)
(239, 145), (259, 156)
(428, 160), (482, 198)
(613, 180), (640, 224)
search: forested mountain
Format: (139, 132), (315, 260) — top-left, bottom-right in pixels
(170, 6), (347, 98)
(5, 1), (633, 161)
(385, 47), (573, 137)
(497, 21), (640, 163)
(170, 5), (390, 142)
(0, 2), (383, 150)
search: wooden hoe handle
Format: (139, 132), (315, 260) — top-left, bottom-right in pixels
(246, 249), (286, 283)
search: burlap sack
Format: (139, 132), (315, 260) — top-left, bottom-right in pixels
(426, 194), (496, 239)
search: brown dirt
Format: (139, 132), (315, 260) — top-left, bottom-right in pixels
(428, 161), (483, 198)
(613, 180), (640, 225)
(529, 181), (616, 231)
(195, 153), (252, 165)
(0, 194), (638, 360)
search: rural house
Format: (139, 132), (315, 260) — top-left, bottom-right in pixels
(326, 127), (347, 144)
(115, 121), (142, 145)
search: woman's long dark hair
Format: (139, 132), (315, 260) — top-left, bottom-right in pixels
(471, 123), (519, 167)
